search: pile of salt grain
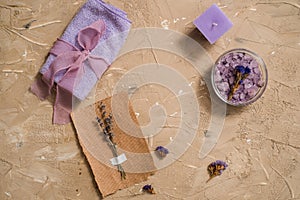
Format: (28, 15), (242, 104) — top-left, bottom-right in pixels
(214, 52), (265, 104)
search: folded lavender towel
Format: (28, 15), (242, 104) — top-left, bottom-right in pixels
(42, 0), (131, 100)
(31, 0), (131, 124)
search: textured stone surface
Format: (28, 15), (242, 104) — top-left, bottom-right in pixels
(0, 0), (299, 199)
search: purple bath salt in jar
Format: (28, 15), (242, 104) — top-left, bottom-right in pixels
(211, 49), (268, 106)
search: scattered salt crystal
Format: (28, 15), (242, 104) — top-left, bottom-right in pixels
(249, 60), (258, 69)
(244, 55), (251, 60)
(259, 182), (268, 186)
(228, 76), (234, 85)
(226, 57), (232, 63)
(184, 164), (198, 169)
(253, 75), (261, 84)
(237, 84), (244, 92)
(5, 192), (11, 197)
(161, 19), (170, 29)
(233, 93), (239, 100)
(257, 80), (264, 87)
(200, 80), (206, 86)
(247, 73), (255, 79)
(217, 82), (229, 92)
(253, 67), (260, 74)
(173, 18), (180, 23)
(240, 93), (245, 100)
(214, 73), (222, 82)
(244, 81), (252, 89)
(169, 112), (178, 117)
(247, 86), (259, 97)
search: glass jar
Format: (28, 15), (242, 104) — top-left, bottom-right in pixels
(211, 48), (268, 106)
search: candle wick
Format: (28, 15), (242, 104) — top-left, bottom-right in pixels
(212, 22), (218, 27)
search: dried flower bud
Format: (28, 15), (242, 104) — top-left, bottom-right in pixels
(155, 146), (169, 157)
(102, 111), (106, 118)
(142, 184), (155, 194)
(105, 118), (111, 124)
(207, 160), (228, 182)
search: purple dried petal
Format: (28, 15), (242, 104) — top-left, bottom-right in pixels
(215, 160), (227, 166)
(142, 184), (155, 194)
(143, 184), (152, 190)
(155, 146), (169, 157)
(234, 66), (251, 76)
(207, 160), (228, 181)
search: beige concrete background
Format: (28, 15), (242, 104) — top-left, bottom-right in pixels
(0, 0), (299, 199)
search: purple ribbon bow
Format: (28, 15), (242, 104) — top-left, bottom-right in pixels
(31, 20), (109, 124)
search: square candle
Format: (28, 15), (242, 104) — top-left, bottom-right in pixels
(193, 4), (233, 44)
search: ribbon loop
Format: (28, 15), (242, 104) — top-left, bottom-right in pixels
(31, 19), (108, 124)
(78, 20), (105, 51)
(50, 39), (79, 56)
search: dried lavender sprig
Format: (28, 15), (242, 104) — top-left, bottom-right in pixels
(96, 103), (126, 180)
(103, 134), (126, 180)
(228, 66), (250, 100)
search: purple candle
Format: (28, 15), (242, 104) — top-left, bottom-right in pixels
(193, 4), (233, 44)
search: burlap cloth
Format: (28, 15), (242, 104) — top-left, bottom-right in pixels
(71, 95), (155, 197)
